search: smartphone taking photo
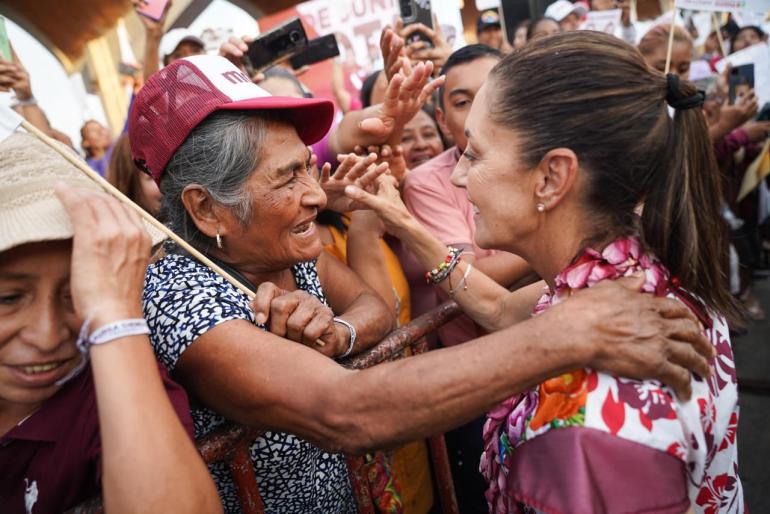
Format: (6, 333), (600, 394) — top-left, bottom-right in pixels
(0, 16), (12, 62)
(290, 34), (340, 69)
(728, 64), (755, 105)
(245, 17), (309, 74)
(399, 0), (433, 46)
(136, 0), (169, 21)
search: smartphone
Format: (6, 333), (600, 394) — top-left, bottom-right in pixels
(246, 17), (308, 74)
(728, 64), (755, 105)
(399, 0), (433, 46)
(757, 102), (770, 122)
(289, 34), (340, 69)
(0, 16), (12, 62)
(136, 0), (169, 21)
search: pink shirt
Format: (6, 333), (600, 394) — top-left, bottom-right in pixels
(399, 147), (496, 346)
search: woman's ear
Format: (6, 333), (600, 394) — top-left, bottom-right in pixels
(180, 185), (227, 238)
(533, 148), (579, 210)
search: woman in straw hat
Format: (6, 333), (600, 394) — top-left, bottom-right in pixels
(130, 54), (715, 513)
(0, 133), (221, 513)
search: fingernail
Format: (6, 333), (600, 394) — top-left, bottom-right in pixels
(255, 313), (266, 325)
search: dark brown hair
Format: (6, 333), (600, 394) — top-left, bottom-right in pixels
(487, 31), (740, 323)
(106, 134), (155, 215)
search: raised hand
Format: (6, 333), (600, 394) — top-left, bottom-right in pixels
(320, 153), (389, 213)
(344, 174), (412, 238)
(359, 63), (444, 144)
(399, 15), (453, 71)
(54, 184), (152, 327)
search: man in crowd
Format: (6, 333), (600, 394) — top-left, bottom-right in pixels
(545, 0), (589, 32)
(476, 10), (508, 51)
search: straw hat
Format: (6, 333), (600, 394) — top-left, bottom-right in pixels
(0, 132), (165, 253)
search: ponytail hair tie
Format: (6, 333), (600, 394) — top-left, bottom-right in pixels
(665, 73), (705, 110)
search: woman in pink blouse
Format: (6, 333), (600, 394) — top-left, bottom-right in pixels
(347, 31), (743, 513)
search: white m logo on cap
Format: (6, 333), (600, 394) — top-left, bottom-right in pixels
(222, 70), (251, 84)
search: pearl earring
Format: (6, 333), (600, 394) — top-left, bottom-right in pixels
(536, 203), (546, 213)
(216, 233), (223, 249)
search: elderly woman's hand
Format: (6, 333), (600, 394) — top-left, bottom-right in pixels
(320, 153), (389, 213)
(54, 184), (152, 327)
(251, 283), (349, 358)
(541, 274), (715, 401)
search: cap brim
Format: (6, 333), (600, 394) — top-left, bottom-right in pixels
(219, 96), (335, 146)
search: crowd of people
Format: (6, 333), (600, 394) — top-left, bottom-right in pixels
(1, 0), (768, 512)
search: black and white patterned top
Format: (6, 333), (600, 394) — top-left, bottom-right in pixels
(142, 253), (355, 514)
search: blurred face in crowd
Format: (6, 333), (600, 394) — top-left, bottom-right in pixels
(590, 0), (615, 10)
(530, 19), (561, 40)
(643, 40), (692, 80)
(559, 13), (581, 32)
(401, 110), (445, 169)
(81, 121), (112, 155)
(437, 56), (499, 152)
(260, 76), (304, 98)
(164, 41), (205, 66)
(732, 28), (764, 53)
(0, 241), (81, 421)
(477, 26), (504, 50)
(199, 121), (327, 272)
(137, 172), (163, 217)
(514, 25), (529, 49)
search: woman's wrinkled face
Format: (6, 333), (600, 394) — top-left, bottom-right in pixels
(401, 110), (444, 169)
(0, 241), (81, 413)
(459, 82), (536, 253)
(224, 121), (327, 270)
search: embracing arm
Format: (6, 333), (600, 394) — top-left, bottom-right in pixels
(175, 276), (713, 455)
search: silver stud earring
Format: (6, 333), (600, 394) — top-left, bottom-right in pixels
(536, 203), (546, 213)
(216, 233), (223, 249)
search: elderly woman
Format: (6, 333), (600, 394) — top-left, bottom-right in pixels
(0, 133), (220, 513)
(129, 55), (715, 513)
(347, 32), (742, 513)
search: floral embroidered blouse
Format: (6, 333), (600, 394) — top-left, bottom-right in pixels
(480, 237), (742, 514)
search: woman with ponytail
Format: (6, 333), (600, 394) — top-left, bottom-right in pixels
(346, 31), (743, 513)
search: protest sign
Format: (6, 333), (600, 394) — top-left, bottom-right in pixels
(258, 0), (465, 109)
(716, 42), (770, 108)
(580, 9), (622, 34)
(674, 0), (770, 13)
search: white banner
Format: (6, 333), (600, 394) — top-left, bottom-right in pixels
(294, 0), (466, 74)
(580, 9), (622, 34)
(674, 0), (770, 13)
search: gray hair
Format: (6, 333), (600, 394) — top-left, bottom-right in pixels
(160, 110), (286, 249)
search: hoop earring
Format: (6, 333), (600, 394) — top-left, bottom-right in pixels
(216, 233), (223, 249)
(536, 203), (546, 213)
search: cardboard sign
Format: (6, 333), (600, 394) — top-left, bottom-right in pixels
(580, 9), (622, 34)
(674, 0), (770, 13)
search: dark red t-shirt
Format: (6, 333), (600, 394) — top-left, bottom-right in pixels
(0, 364), (194, 514)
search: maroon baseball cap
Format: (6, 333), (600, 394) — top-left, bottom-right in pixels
(129, 55), (334, 183)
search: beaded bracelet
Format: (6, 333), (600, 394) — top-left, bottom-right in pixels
(425, 247), (463, 284)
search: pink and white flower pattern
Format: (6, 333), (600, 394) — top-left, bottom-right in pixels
(481, 237), (743, 513)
